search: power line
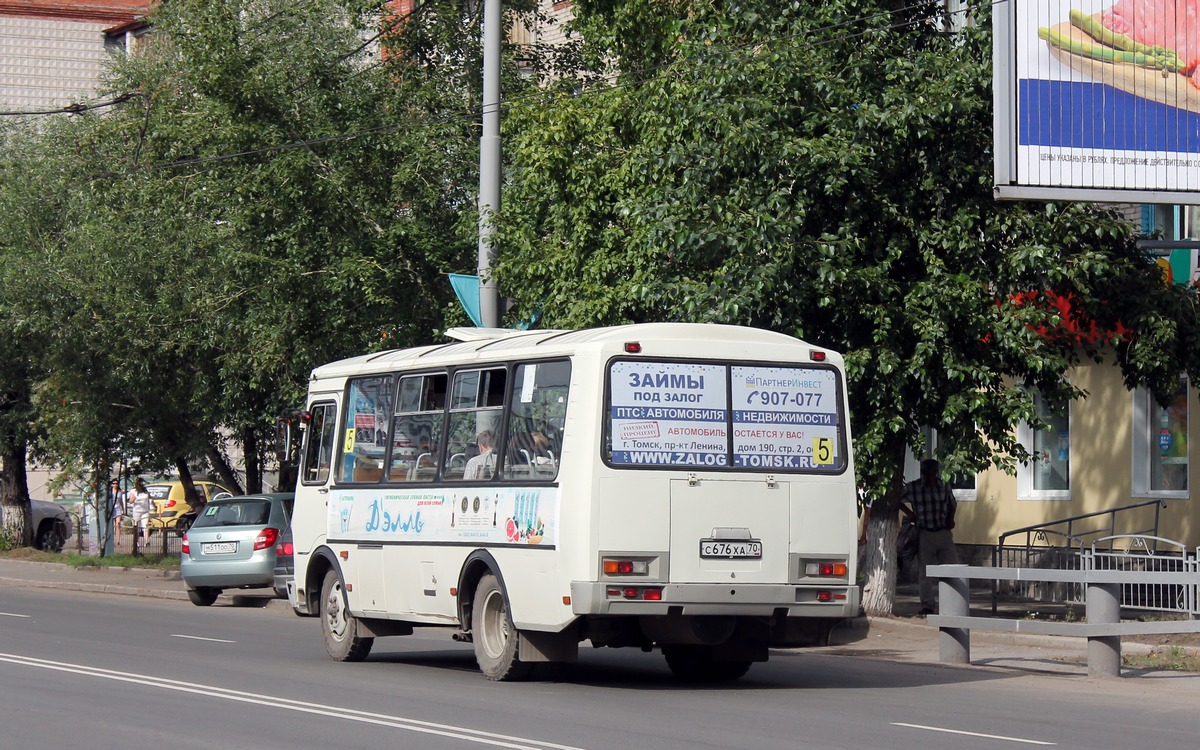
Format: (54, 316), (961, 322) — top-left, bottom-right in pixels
(0, 93), (138, 117)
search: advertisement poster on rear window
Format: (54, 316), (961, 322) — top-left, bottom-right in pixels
(609, 361), (728, 467)
(730, 366), (842, 471)
(1013, 0), (1200, 193)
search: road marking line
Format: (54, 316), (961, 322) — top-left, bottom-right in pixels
(172, 634), (236, 643)
(0, 612), (31, 618)
(892, 722), (1056, 745)
(0, 652), (586, 750)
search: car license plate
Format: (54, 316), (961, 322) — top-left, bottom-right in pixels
(203, 542), (237, 555)
(700, 540), (762, 559)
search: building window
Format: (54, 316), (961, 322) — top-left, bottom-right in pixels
(903, 426), (977, 501)
(1018, 391), (1071, 499)
(1133, 381), (1189, 497)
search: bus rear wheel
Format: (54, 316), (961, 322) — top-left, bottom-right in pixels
(662, 645), (753, 683)
(320, 569), (373, 662)
(472, 574), (531, 681)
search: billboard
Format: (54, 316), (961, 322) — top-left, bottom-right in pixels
(995, 0), (1200, 202)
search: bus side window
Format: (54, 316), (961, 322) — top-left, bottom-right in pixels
(500, 360), (570, 481)
(338, 375), (394, 483)
(387, 373), (447, 482)
(446, 368), (505, 482)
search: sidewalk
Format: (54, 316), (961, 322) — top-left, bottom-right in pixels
(0, 557), (285, 609)
(1, 557), (1195, 678)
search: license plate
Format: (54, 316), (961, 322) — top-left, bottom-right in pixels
(203, 542), (237, 555)
(700, 540), (762, 559)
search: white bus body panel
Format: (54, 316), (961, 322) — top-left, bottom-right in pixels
(290, 323), (860, 645)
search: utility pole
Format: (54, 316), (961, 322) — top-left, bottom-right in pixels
(476, 0), (502, 328)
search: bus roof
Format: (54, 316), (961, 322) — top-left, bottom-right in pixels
(309, 322), (835, 381)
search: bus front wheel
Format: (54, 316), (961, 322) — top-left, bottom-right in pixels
(472, 574), (531, 681)
(320, 569), (373, 662)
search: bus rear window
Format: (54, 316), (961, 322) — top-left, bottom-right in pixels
(606, 360), (845, 473)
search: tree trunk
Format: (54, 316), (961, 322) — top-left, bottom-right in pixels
(860, 510), (902, 616)
(0, 440), (32, 547)
(858, 441), (910, 617)
(241, 427), (261, 494)
(206, 445), (245, 495)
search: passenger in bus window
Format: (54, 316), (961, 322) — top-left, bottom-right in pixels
(463, 430), (495, 480)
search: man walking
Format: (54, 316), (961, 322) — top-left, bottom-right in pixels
(901, 458), (958, 615)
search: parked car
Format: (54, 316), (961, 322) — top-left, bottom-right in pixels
(146, 480), (233, 534)
(31, 499), (72, 552)
(272, 525), (294, 602)
(0, 499), (72, 552)
(180, 493), (294, 606)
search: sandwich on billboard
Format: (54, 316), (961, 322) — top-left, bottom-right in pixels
(995, 0), (1200, 202)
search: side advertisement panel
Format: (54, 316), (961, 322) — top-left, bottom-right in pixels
(329, 486), (560, 547)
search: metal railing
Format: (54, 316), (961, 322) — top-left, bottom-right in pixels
(1083, 535), (1199, 617)
(990, 499), (1168, 612)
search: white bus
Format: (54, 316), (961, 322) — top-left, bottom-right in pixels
(289, 323), (862, 681)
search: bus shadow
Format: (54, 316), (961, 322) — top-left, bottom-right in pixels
(365, 646), (1022, 691)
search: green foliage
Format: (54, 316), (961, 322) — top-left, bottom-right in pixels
(0, 0), (551, 490)
(0, 526), (17, 553)
(497, 0), (1200, 509)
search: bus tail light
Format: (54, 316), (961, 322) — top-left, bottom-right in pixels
(814, 591), (848, 603)
(810, 350), (826, 361)
(805, 562), (848, 577)
(606, 586), (663, 601)
(624, 342), (642, 353)
(603, 558), (648, 575)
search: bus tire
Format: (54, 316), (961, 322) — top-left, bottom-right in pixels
(662, 645), (752, 683)
(472, 573), (531, 681)
(320, 569), (373, 662)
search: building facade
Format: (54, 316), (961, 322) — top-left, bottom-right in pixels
(0, 1), (150, 113)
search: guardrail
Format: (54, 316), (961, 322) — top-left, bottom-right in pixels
(991, 499), (1168, 613)
(926, 563), (1200, 678)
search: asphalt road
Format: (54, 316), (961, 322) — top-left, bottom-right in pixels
(0, 586), (1197, 750)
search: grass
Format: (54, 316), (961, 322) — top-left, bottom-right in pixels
(1123, 646), (1200, 672)
(0, 546), (179, 570)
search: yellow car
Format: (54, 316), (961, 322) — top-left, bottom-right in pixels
(146, 480), (234, 533)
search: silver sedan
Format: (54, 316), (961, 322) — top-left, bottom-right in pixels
(180, 493), (294, 606)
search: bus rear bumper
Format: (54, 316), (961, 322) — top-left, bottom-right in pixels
(571, 582), (863, 649)
(570, 581), (861, 619)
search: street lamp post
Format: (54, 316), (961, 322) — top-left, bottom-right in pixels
(476, 0), (502, 328)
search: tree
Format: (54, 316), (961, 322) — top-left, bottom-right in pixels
(496, 0), (1200, 614)
(0, 0), (551, 507)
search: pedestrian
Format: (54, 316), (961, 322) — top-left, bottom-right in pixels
(129, 478), (152, 552)
(110, 479), (127, 547)
(900, 458), (958, 615)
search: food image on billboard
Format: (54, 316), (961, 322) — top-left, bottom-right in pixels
(1004, 0), (1200, 197)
